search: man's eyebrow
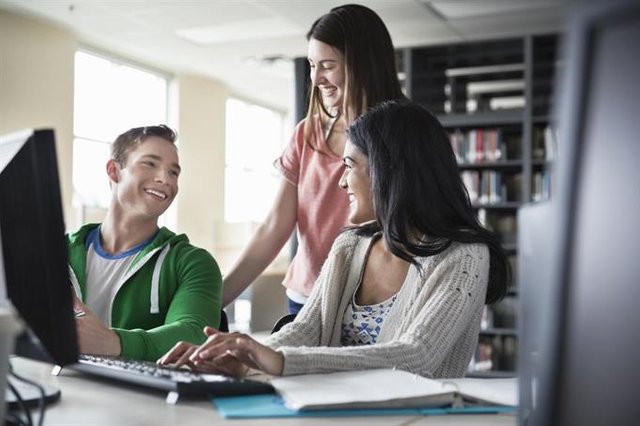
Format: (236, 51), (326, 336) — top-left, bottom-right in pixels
(140, 154), (181, 171)
(140, 154), (162, 161)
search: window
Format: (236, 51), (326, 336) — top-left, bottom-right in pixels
(73, 50), (169, 224)
(224, 98), (286, 223)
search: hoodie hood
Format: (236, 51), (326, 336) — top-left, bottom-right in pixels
(67, 223), (187, 255)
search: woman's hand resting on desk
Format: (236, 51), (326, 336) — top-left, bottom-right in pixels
(157, 326), (284, 377)
(73, 296), (122, 356)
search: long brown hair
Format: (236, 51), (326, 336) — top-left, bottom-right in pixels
(303, 4), (405, 145)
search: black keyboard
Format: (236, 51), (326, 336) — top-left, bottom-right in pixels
(72, 354), (274, 397)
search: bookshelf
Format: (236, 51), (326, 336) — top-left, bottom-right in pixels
(400, 34), (560, 377)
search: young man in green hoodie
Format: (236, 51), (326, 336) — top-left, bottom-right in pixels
(68, 125), (222, 362)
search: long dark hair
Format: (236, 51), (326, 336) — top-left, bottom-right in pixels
(346, 100), (509, 304)
(304, 4), (405, 138)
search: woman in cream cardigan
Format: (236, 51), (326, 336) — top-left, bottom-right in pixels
(159, 100), (509, 379)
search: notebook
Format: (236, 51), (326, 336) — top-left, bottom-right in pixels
(70, 354), (274, 398)
(270, 369), (517, 411)
(212, 394), (516, 419)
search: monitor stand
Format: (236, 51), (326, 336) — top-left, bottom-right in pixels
(5, 377), (60, 426)
(5, 376), (61, 409)
(4, 334), (63, 411)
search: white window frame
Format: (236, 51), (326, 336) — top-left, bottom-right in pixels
(224, 98), (287, 223)
(72, 48), (172, 227)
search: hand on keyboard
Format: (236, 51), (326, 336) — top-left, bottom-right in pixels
(157, 326), (284, 377)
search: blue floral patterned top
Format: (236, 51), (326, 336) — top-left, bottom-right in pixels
(341, 293), (398, 346)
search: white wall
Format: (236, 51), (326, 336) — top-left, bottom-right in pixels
(0, 11), (231, 251)
(0, 9), (289, 283)
(173, 74), (228, 255)
(0, 10), (76, 228)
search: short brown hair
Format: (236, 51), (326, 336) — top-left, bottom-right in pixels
(111, 125), (177, 165)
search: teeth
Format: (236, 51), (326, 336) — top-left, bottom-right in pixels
(320, 87), (336, 96)
(145, 189), (167, 200)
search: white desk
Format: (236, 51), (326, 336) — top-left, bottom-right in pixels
(10, 357), (516, 426)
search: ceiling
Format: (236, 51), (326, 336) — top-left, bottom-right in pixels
(0, 0), (582, 112)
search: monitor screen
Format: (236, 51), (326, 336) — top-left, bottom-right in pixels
(518, 1), (640, 425)
(0, 128), (78, 366)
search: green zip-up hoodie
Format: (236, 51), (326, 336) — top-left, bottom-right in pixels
(67, 223), (222, 361)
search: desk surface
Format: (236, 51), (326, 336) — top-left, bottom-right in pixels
(10, 357), (516, 426)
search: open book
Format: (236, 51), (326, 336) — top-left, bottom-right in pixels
(270, 369), (517, 411)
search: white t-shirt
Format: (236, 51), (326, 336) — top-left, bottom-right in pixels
(84, 227), (156, 325)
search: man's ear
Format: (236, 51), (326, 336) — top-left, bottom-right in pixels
(106, 159), (120, 184)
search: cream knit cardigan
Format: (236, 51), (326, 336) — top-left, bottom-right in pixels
(264, 230), (490, 378)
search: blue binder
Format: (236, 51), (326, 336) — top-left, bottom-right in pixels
(212, 394), (516, 419)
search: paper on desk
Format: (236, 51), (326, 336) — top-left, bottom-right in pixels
(0, 129), (32, 174)
(442, 377), (518, 407)
(271, 369), (455, 411)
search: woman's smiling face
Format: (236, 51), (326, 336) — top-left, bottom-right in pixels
(307, 38), (345, 110)
(339, 140), (375, 224)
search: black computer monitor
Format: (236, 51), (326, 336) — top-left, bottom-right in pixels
(0, 129), (78, 367)
(518, 1), (640, 425)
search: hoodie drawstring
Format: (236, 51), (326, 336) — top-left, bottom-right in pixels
(150, 244), (171, 314)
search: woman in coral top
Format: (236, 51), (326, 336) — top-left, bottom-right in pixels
(223, 4), (405, 314)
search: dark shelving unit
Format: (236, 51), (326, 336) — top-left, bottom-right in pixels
(437, 111), (523, 127)
(473, 202), (521, 210)
(401, 34), (559, 377)
(458, 160), (524, 171)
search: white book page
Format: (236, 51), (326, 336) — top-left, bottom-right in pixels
(442, 377), (518, 407)
(271, 369), (454, 411)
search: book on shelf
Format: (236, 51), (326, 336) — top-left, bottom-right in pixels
(469, 337), (494, 372)
(470, 334), (517, 374)
(544, 125), (557, 161)
(532, 170), (551, 202)
(269, 368), (517, 411)
(461, 170), (505, 205)
(449, 128), (505, 165)
(532, 125), (557, 161)
(501, 335), (518, 371)
(461, 171), (479, 203)
(480, 305), (494, 329)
